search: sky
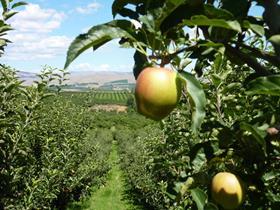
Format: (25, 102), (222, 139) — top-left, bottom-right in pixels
(1, 0), (135, 72)
(1, 0), (264, 73)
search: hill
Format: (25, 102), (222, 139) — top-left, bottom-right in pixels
(18, 71), (136, 90)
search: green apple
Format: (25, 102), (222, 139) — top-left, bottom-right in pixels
(211, 172), (245, 210)
(135, 67), (182, 120)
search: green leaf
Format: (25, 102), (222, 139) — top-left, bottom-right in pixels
(155, 0), (185, 27)
(11, 1), (27, 9)
(190, 188), (207, 210)
(64, 20), (137, 69)
(243, 20), (264, 36)
(213, 53), (223, 73)
(211, 74), (222, 87)
(179, 58), (192, 70)
(222, 82), (242, 93)
(133, 50), (149, 79)
(139, 13), (156, 33)
(0, 119), (15, 128)
(0, 39), (7, 47)
(192, 148), (206, 172)
(178, 177), (194, 197)
(179, 71), (206, 134)
(0, 25), (13, 33)
(0, 0), (9, 11)
(246, 75), (280, 96)
(116, 7), (139, 19)
(240, 122), (267, 154)
(3, 10), (18, 20)
(269, 35), (280, 45)
(184, 15), (241, 32)
(262, 171), (278, 182)
(4, 81), (17, 92)
(199, 41), (225, 55)
(204, 202), (219, 210)
(112, 0), (142, 17)
(41, 93), (56, 99)
(204, 4), (233, 19)
(0, 20), (5, 27)
(194, 59), (204, 77)
(221, 0), (249, 19)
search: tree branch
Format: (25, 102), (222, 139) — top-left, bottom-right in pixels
(236, 43), (280, 68)
(148, 45), (198, 66)
(224, 43), (272, 76)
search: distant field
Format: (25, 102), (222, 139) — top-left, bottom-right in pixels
(60, 90), (134, 106)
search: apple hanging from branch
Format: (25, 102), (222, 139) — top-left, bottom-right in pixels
(211, 172), (245, 210)
(135, 67), (183, 120)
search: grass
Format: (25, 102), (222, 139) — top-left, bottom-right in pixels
(68, 141), (142, 210)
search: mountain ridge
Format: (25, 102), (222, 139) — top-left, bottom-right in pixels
(17, 71), (136, 86)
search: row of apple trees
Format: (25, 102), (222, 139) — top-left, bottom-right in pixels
(65, 0), (280, 209)
(0, 1), (113, 209)
(0, 65), (114, 209)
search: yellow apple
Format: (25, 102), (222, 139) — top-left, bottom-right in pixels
(211, 172), (245, 210)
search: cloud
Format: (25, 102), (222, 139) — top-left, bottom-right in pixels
(70, 63), (132, 72)
(72, 63), (93, 71)
(70, 63), (110, 71)
(10, 4), (66, 33)
(99, 64), (110, 71)
(117, 64), (132, 72)
(2, 4), (71, 61)
(4, 35), (72, 60)
(76, 2), (102, 14)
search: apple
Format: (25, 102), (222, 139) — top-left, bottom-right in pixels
(135, 67), (182, 120)
(211, 172), (245, 210)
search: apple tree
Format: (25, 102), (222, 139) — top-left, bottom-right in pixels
(65, 0), (280, 209)
(0, 0), (27, 55)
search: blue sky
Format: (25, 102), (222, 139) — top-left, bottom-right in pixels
(1, 0), (263, 73)
(2, 0), (135, 72)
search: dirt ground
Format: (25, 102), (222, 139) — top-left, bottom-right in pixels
(90, 104), (128, 113)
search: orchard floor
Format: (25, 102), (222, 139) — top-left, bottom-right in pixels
(68, 141), (143, 210)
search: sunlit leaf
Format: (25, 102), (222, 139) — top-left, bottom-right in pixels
(0, 39), (6, 47)
(246, 75), (280, 96)
(190, 188), (207, 210)
(262, 171), (278, 182)
(184, 15), (241, 32)
(179, 71), (206, 134)
(3, 10), (18, 20)
(192, 148), (206, 172)
(0, 25), (13, 33)
(64, 20), (137, 69)
(269, 35), (280, 45)
(243, 20), (264, 36)
(11, 1), (27, 9)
